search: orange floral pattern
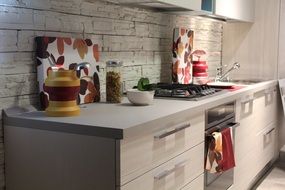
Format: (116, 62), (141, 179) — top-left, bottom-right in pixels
(73, 39), (88, 59)
(93, 44), (99, 62)
(57, 37), (72, 55)
(172, 28), (194, 84)
(36, 36), (100, 110)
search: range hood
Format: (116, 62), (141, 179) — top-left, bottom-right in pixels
(111, 0), (254, 22)
(111, 0), (210, 13)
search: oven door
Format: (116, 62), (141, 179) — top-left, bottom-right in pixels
(206, 102), (235, 129)
(205, 121), (239, 190)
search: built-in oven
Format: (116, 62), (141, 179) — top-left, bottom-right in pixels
(205, 102), (240, 190)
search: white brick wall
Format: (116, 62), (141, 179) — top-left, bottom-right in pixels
(0, 0), (223, 189)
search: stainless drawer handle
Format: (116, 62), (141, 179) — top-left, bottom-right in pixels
(154, 160), (187, 180)
(264, 88), (276, 95)
(154, 123), (191, 139)
(265, 128), (275, 135)
(241, 98), (254, 104)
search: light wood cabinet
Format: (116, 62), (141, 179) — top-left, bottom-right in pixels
(256, 122), (278, 168)
(115, 0), (203, 11)
(121, 143), (204, 190)
(120, 112), (204, 185)
(233, 87), (278, 190)
(4, 108), (206, 190)
(159, 0), (202, 10)
(278, 0), (285, 78)
(181, 174), (204, 190)
(4, 112), (205, 190)
(252, 88), (278, 132)
(215, 0), (254, 22)
(222, 0), (280, 80)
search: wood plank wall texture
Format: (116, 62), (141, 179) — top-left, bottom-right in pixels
(0, 0), (223, 188)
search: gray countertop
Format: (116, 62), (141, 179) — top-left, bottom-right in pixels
(4, 80), (278, 139)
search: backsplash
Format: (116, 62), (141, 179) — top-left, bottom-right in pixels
(0, 1), (222, 188)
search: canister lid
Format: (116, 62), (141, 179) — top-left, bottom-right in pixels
(192, 61), (207, 65)
(106, 61), (123, 67)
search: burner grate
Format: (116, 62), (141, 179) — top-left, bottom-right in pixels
(154, 83), (222, 101)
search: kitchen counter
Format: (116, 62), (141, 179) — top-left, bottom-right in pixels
(4, 80), (278, 139)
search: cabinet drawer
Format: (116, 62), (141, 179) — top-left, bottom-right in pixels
(181, 174), (204, 190)
(238, 87), (277, 134)
(120, 112), (204, 184)
(120, 143), (204, 190)
(234, 123), (277, 190)
(256, 122), (277, 167)
(234, 145), (261, 190)
(252, 88), (277, 132)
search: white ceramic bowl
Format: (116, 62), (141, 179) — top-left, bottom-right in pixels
(127, 89), (154, 106)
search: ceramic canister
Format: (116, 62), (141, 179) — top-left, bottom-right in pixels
(44, 70), (80, 117)
(192, 60), (209, 84)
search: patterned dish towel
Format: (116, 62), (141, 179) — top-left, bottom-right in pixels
(205, 127), (236, 173)
(219, 127), (236, 171)
(205, 132), (223, 173)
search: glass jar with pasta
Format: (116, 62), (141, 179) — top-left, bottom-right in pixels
(106, 61), (123, 103)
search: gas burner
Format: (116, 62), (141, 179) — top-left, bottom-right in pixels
(154, 83), (223, 101)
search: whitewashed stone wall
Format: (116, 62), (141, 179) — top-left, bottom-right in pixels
(0, 0), (223, 189)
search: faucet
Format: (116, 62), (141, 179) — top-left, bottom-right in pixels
(215, 62), (240, 82)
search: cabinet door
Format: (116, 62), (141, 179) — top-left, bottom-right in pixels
(181, 174), (204, 190)
(278, 0), (285, 78)
(256, 123), (278, 168)
(279, 79), (285, 116)
(120, 112), (204, 185)
(252, 88), (278, 133)
(234, 97), (260, 190)
(233, 87), (278, 190)
(120, 143), (204, 190)
(159, 0), (202, 10)
(215, 0), (254, 22)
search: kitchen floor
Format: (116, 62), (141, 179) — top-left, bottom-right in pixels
(254, 160), (285, 190)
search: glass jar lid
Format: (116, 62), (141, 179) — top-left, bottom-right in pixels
(106, 61), (123, 67)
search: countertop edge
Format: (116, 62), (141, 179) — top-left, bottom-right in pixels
(4, 80), (278, 139)
(4, 114), (123, 139)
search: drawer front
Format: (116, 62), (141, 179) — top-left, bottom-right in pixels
(234, 146), (261, 190)
(256, 122), (277, 167)
(252, 88), (277, 133)
(121, 143), (204, 190)
(234, 123), (277, 190)
(181, 174), (204, 190)
(237, 88), (277, 136)
(120, 113), (204, 184)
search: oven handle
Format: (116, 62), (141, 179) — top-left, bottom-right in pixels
(154, 122), (191, 139)
(227, 122), (240, 129)
(205, 122), (240, 136)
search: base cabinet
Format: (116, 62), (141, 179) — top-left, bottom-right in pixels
(119, 111), (205, 189)
(181, 174), (204, 190)
(233, 87), (278, 190)
(5, 126), (117, 190)
(5, 111), (205, 190)
(120, 143), (204, 190)
(4, 85), (279, 190)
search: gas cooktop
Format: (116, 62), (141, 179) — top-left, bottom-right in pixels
(154, 83), (224, 101)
